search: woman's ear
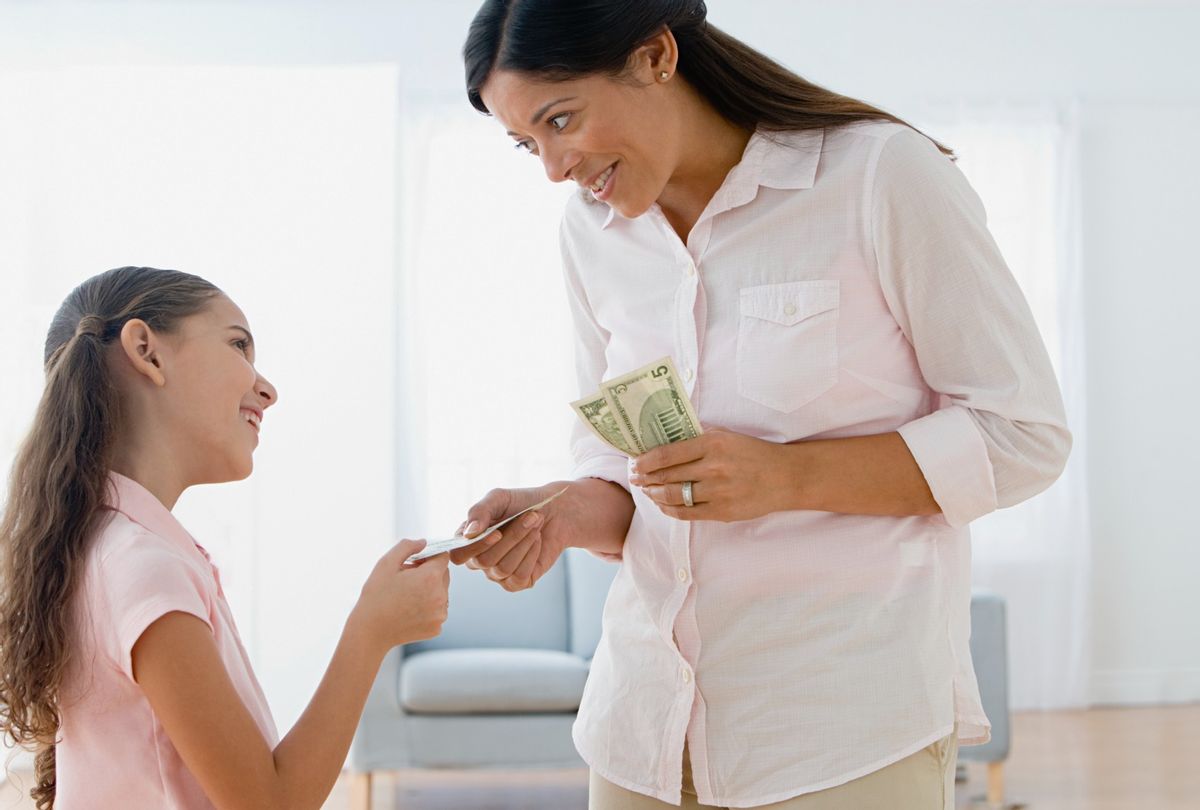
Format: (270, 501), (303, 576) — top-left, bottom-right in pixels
(118, 318), (167, 387)
(632, 27), (680, 84)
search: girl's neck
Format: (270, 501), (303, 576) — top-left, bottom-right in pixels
(110, 439), (187, 511)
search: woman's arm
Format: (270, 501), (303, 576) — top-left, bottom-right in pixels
(132, 541), (448, 810)
(630, 428), (938, 522)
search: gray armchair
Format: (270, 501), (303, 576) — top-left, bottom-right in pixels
(348, 553), (1010, 809)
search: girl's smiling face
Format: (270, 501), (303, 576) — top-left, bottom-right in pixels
(171, 294), (277, 483)
(120, 293), (277, 486)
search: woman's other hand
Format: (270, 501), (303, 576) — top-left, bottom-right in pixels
(350, 540), (450, 655)
(629, 428), (797, 522)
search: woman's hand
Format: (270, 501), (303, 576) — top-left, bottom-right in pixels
(629, 428), (798, 522)
(349, 539), (450, 656)
(451, 478), (633, 592)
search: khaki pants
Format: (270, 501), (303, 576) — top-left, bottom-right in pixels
(589, 734), (958, 810)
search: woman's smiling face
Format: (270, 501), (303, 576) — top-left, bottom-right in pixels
(480, 60), (682, 220)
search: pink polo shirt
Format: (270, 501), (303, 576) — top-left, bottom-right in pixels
(564, 123), (1070, 805)
(56, 472), (278, 809)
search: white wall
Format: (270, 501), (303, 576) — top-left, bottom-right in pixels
(2, 0), (1197, 707)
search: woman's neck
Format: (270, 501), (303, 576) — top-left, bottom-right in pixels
(657, 86), (754, 243)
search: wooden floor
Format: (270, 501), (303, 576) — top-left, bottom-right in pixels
(324, 705), (1200, 810)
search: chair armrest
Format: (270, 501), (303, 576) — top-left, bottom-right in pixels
(349, 644), (412, 771)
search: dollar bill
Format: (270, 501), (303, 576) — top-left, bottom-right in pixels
(570, 391), (636, 456)
(571, 356), (702, 457)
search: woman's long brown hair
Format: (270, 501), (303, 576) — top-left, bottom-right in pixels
(0, 267), (220, 808)
(465, 0), (954, 158)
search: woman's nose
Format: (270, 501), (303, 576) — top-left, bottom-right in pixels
(542, 144), (581, 185)
(257, 374), (278, 408)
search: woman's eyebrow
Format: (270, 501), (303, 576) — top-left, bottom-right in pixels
(505, 96), (579, 135)
(228, 325), (255, 346)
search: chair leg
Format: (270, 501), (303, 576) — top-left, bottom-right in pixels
(986, 761), (1005, 806)
(349, 770), (373, 810)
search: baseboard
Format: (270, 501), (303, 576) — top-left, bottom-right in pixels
(1089, 668), (1200, 705)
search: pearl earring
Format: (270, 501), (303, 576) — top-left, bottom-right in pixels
(659, 71), (669, 80)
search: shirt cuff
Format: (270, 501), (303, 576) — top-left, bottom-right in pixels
(897, 405), (998, 528)
(570, 454), (632, 493)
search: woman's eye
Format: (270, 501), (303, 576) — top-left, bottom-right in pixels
(514, 140), (536, 154)
(234, 339), (249, 354)
(549, 112), (571, 131)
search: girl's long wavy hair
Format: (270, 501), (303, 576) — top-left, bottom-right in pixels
(464, 0), (953, 158)
(0, 266), (220, 809)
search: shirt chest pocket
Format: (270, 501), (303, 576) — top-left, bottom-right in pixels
(736, 280), (840, 413)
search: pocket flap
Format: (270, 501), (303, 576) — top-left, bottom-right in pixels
(739, 280), (840, 326)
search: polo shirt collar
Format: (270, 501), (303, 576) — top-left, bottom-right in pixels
(105, 471), (199, 555)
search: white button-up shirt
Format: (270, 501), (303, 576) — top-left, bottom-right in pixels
(563, 122), (1070, 807)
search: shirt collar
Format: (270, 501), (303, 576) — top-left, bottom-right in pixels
(105, 471), (200, 556)
(599, 126), (825, 230)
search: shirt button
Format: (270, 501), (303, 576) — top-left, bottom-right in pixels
(684, 368), (694, 382)
(682, 668), (692, 684)
(677, 568), (688, 583)
(686, 262), (696, 277)
(784, 302), (797, 317)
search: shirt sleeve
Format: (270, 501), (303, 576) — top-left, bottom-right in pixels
(561, 212), (633, 493)
(95, 533), (215, 681)
(870, 127), (1072, 527)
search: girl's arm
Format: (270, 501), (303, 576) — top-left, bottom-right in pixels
(132, 540), (448, 810)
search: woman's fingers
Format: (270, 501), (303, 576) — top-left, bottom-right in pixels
(461, 488), (514, 539)
(630, 458), (707, 488)
(506, 538), (542, 588)
(449, 530), (502, 565)
(474, 511), (542, 569)
(643, 480), (706, 507)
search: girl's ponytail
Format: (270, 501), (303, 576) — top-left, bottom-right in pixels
(0, 267), (220, 808)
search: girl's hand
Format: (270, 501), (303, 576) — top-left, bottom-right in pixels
(629, 428), (797, 522)
(350, 539), (450, 655)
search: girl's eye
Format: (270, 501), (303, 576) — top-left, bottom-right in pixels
(549, 112), (571, 131)
(233, 339), (250, 354)
(514, 140), (536, 154)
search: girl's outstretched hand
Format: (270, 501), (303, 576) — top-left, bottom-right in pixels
(350, 539), (450, 656)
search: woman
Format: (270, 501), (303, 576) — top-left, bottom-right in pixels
(451, 2), (1070, 808)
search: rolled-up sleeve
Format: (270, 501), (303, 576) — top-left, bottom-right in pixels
(870, 128), (1071, 527)
(561, 216), (631, 492)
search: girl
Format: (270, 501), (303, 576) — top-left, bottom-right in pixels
(452, 1), (1071, 809)
(0, 266), (450, 809)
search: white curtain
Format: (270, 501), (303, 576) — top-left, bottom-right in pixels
(0, 65), (401, 732)
(396, 106), (578, 540)
(404, 101), (1092, 710)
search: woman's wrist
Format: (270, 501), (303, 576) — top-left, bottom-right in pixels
(564, 476), (633, 553)
(777, 440), (821, 513)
